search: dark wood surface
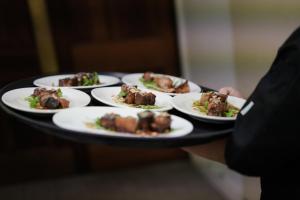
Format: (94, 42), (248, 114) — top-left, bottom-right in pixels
(46, 0), (180, 75)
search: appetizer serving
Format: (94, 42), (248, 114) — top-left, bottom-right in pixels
(59, 72), (100, 87)
(193, 92), (239, 117)
(25, 88), (69, 109)
(34, 74), (120, 89)
(2, 87), (91, 114)
(95, 111), (171, 136)
(91, 86), (173, 111)
(52, 107), (193, 138)
(172, 92), (246, 123)
(114, 84), (158, 109)
(140, 72), (190, 93)
(121, 73), (201, 95)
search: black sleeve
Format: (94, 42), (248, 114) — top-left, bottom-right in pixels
(225, 27), (300, 176)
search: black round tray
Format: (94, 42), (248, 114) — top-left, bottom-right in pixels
(0, 73), (232, 148)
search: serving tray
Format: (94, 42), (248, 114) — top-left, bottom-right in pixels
(0, 73), (233, 148)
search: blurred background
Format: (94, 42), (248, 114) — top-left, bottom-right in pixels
(1, 0), (300, 199)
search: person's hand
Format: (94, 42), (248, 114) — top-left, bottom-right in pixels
(219, 87), (243, 98)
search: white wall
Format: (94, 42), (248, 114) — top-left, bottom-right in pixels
(175, 0), (300, 199)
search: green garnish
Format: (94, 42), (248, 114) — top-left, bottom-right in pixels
(139, 77), (161, 91)
(25, 96), (40, 108)
(224, 108), (239, 117)
(118, 90), (127, 98)
(134, 105), (161, 109)
(81, 73), (100, 86)
(93, 72), (99, 84)
(57, 88), (63, 97)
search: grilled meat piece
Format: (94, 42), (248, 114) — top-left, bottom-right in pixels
(199, 92), (213, 106)
(59, 98), (70, 108)
(143, 72), (153, 81)
(100, 113), (120, 130)
(115, 117), (138, 133)
(207, 100), (227, 116)
(59, 72), (99, 86)
(175, 80), (190, 93)
(121, 84), (156, 105)
(202, 92), (228, 116)
(59, 77), (78, 87)
(32, 88), (69, 109)
(138, 111), (154, 131)
(154, 76), (173, 90)
(124, 91), (136, 104)
(134, 92), (156, 105)
(151, 112), (171, 133)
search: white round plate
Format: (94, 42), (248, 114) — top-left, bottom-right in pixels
(52, 106), (193, 138)
(34, 74), (120, 89)
(91, 87), (173, 112)
(1, 87), (91, 114)
(172, 93), (246, 123)
(121, 73), (201, 96)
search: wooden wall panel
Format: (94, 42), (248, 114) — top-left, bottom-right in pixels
(47, 0), (180, 75)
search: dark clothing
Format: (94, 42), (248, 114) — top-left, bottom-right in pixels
(225, 27), (300, 199)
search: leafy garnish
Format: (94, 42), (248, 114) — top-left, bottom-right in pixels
(134, 105), (161, 109)
(25, 96), (40, 108)
(118, 90), (127, 98)
(57, 88), (63, 97)
(139, 77), (161, 91)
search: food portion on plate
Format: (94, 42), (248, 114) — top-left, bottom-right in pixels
(114, 84), (159, 109)
(121, 73), (201, 95)
(53, 107), (193, 138)
(25, 88), (69, 109)
(58, 72), (100, 87)
(2, 87), (91, 114)
(140, 72), (190, 93)
(34, 74), (120, 89)
(91, 86), (173, 111)
(193, 92), (239, 117)
(94, 110), (171, 136)
(172, 92), (246, 123)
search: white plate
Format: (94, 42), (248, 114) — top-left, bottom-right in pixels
(121, 73), (201, 96)
(91, 87), (173, 112)
(53, 106), (193, 138)
(34, 74), (120, 89)
(1, 87), (91, 114)
(172, 93), (246, 123)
